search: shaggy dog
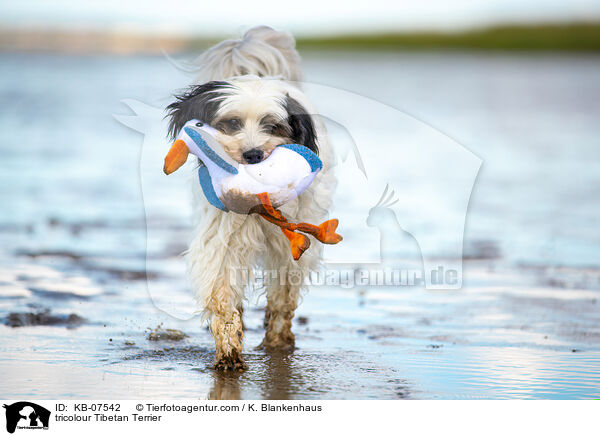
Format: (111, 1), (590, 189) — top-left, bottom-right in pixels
(166, 26), (336, 371)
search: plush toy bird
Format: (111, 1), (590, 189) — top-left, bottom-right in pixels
(163, 119), (342, 260)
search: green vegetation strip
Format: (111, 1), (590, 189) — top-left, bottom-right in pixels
(292, 22), (600, 51)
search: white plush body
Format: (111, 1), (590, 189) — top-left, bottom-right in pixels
(220, 150), (318, 212)
(176, 119), (321, 214)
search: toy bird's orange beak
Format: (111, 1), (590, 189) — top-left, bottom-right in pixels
(163, 139), (189, 175)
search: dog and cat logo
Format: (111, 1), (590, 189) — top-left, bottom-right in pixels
(3, 402), (50, 433)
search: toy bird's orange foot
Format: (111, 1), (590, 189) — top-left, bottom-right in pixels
(315, 219), (343, 244)
(281, 228), (311, 260)
(256, 192), (342, 261)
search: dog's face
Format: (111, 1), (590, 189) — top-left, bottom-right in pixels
(167, 78), (318, 164)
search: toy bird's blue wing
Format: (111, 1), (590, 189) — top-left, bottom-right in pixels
(197, 165), (228, 211)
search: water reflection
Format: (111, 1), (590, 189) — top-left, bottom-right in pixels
(208, 348), (300, 400)
(209, 371), (242, 400)
(259, 349), (298, 400)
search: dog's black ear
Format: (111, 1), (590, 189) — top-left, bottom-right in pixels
(165, 81), (231, 139)
(285, 95), (318, 155)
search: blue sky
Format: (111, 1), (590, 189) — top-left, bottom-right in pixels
(1, 0), (599, 36)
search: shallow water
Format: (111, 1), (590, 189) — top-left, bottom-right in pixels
(1, 51), (599, 399)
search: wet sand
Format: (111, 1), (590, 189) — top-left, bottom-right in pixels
(1, 249), (599, 399)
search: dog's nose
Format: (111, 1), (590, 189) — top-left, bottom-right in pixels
(242, 149), (264, 164)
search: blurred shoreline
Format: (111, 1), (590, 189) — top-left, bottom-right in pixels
(1, 21), (599, 54)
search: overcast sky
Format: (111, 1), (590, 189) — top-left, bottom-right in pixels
(1, 0), (599, 36)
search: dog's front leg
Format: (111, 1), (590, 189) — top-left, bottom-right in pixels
(207, 277), (246, 371)
(262, 278), (299, 350)
(261, 255), (310, 350)
(188, 212), (250, 371)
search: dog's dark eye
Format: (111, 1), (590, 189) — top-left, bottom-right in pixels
(263, 122), (288, 137)
(227, 119), (241, 130)
(217, 118), (242, 134)
(195, 122), (204, 127)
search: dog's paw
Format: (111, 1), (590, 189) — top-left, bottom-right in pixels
(258, 334), (296, 351)
(258, 342), (295, 353)
(214, 353), (247, 372)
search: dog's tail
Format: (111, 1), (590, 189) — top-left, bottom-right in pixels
(193, 26), (302, 83)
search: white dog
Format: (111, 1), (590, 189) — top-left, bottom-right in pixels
(165, 26), (336, 371)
